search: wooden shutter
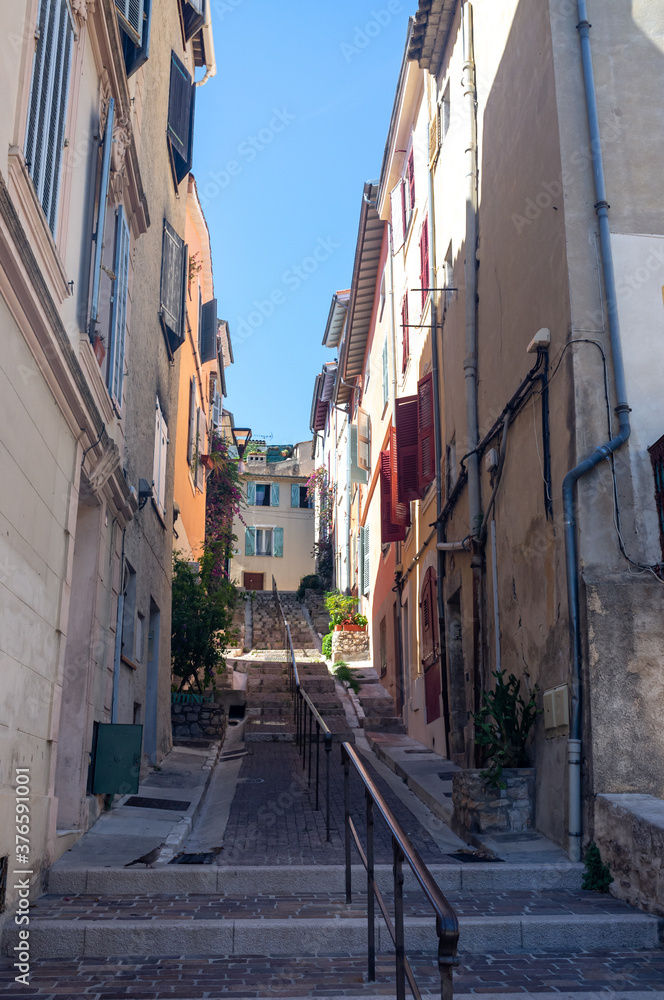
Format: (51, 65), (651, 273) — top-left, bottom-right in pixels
(195, 408), (206, 491)
(419, 217), (429, 308)
(108, 206), (130, 406)
(25, 0), (74, 233)
(274, 527), (284, 558)
(181, 0), (205, 40)
(160, 219), (186, 351)
(382, 340), (389, 406)
(271, 483), (280, 507)
(417, 372), (436, 493)
(167, 51), (195, 183)
(396, 395), (421, 502)
(380, 450), (406, 544)
(390, 426), (411, 528)
(153, 397), (168, 515)
(245, 526), (256, 556)
(421, 567), (441, 722)
(291, 484), (299, 507)
(350, 425), (368, 485)
(123, 0), (151, 76)
(187, 377), (196, 465)
(89, 99), (114, 329)
(401, 295), (409, 373)
(429, 105), (441, 167)
(200, 299), (217, 363)
(246, 482), (256, 505)
(407, 149), (415, 213)
(114, 0), (145, 44)
(358, 408), (371, 472)
(390, 180), (405, 254)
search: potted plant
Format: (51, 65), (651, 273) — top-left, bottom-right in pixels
(324, 591), (368, 631)
(452, 669), (541, 834)
(92, 333), (106, 366)
(342, 612), (368, 633)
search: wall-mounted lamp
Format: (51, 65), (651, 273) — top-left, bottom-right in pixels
(231, 427), (252, 474)
(138, 478), (153, 510)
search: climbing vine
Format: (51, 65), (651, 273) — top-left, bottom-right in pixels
(205, 432), (245, 581)
(306, 466), (335, 541)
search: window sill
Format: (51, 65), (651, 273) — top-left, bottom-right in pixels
(151, 498), (167, 528)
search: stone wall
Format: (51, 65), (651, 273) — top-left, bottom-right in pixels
(332, 629), (370, 663)
(595, 793), (664, 917)
(453, 768), (536, 834)
(172, 701), (226, 741)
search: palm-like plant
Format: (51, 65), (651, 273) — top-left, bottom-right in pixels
(473, 670), (540, 788)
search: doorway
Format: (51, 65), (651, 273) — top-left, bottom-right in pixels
(243, 572), (264, 591)
(143, 600), (160, 764)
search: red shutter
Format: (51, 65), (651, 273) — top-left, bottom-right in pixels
(396, 395), (421, 501)
(390, 425), (410, 528)
(417, 371), (436, 493)
(401, 295), (409, 373)
(420, 567), (441, 723)
(380, 450), (406, 544)
(407, 149), (415, 212)
(419, 217), (429, 307)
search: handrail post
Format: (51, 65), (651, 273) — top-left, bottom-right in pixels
(307, 709), (313, 784)
(315, 721), (320, 810)
(437, 918), (455, 1000)
(343, 747), (351, 902)
(393, 837), (406, 1000)
(325, 732), (332, 842)
(366, 790), (376, 982)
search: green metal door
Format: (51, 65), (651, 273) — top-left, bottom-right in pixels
(91, 723), (143, 795)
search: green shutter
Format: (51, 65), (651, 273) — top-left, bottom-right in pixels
(291, 484), (300, 507)
(271, 483), (280, 507)
(245, 527), (256, 556)
(350, 426), (368, 484)
(274, 527), (284, 558)
(363, 525), (370, 594)
(247, 482), (256, 505)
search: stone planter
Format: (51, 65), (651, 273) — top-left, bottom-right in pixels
(331, 627), (370, 663)
(452, 768), (535, 834)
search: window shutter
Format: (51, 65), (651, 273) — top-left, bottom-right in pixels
(195, 407), (206, 491)
(407, 148), (415, 213)
(390, 180), (405, 254)
(389, 425), (410, 528)
(401, 295), (409, 373)
(160, 219), (186, 352)
(187, 377), (196, 465)
(25, 0), (74, 233)
(123, 0), (151, 76)
(291, 484), (299, 508)
(181, 0), (205, 41)
(108, 205), (130, 406)
(89, 98), (114, 330)
(417, 372), (436, 493)
(382, 339), (389, 406)
(358, 408), (371, 472)
(350, 425), (368, 485)
(245, 526), (256, 556)
(421, 567), (441, 722)
(114, 0), (145, 45)
(358, 528), (364, 594)
(200, 298), (217, 363)
(419, 217), (429, 308)
(273, 527), (284, 558)
(167, 51), (195, 184)
(363, 524), (370, 595)
(246, 482), (256, 505)
(153, 397), (168, 515)
(380, 450), (406, 544)
(271, 483), (280, 507)
(396, 395), (420, 502)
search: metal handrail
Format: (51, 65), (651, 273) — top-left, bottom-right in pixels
(341, 741), (459, 1000)
(272, 576), (333, 840)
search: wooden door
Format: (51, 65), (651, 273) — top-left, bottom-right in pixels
(420, 567), (441, 723)
(243, 572), (264, 591)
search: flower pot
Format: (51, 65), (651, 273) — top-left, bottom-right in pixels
(93, 335), (106, 366)
(342, 623), (365, 632)
(334, 625), (343, 632)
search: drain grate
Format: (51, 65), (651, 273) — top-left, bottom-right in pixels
(169, 851), (221, 865)
(447, 850), (504, 863)
(404, 749), (434, 754)
(125, 796), (191, 811)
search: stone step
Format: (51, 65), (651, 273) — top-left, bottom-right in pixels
(7, 886), (659, 959)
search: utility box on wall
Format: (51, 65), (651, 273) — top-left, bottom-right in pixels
(89, 723), (143, 795)
(542, 684), (569, 734)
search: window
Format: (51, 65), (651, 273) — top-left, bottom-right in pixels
(379, 617), (388, 678)
(160, 219), (187, 353)
(245, 526), (284, 558)
(648, 433), (664, 562)
(255, 484), (271, 506)
(419, 217), (430, 309)
(153, 396), (168, 517)
(114, 0), (152, 76)
(212, 387), (222, 428)
(167, 51), (195, 186)
(401, 295), (409, 374)
(350, 426), (369, 485)
(135, 612), (145, 662)
(121, 562), (137, 661)
(25, 0), (74, 233)
(382, 339), (389, 407)
(256, 528), (272, 556)
(291, 484), (311, 508)
(358, 408), (371, 473)
(179, 0), (205, 41)
(108, 206), (130, 407)
(200, 299), (218, 363)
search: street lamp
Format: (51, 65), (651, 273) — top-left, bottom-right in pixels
(231, 427), (252, 474)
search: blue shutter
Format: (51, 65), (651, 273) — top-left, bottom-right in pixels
(108, 206), (130, 405)
(271, 483), (280, 507)
(25, 0), (74, 233)
(246, 482), (256, 505)
(200, 299), (217, 363)
(274, 527), (284, 558)
(123, 0), (151, 76)
(160, 219), (186, 353)
(291, 484), (299, 508)
(89, 98), (114, 331)
(167, 52), (195, 183)
(245, 527), (256, 556)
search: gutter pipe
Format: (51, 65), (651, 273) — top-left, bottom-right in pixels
(564, 0), (631, 861)
(111, 528), (126, 724)
(195, 3), (217, 86)
(388, 223), (406, 716)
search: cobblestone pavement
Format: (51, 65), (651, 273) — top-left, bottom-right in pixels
(1, 951), (663, 997)
(30, 888), (639, 921)
(217, 738), (453, 866)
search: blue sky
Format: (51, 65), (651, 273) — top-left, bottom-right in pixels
(194, 0), (410, 445)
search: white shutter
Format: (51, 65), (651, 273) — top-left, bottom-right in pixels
(108, 206), (130, 406)
(25, 0), (74, 233)
(390, 180), (405, 254)
(114, 0), (145, 45)
(358, 408), (371, 472)
(363, 525), (370, 595)
(153, 397), (168, 514)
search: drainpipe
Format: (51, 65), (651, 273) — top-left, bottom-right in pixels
(462, 1), (481, 536)
(111, 528), (126, 724)
(564, 0), (631, 862)
(388, 223), (406, 717)
(427, 83), (451, 759)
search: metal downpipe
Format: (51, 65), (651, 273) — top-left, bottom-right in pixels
(388, 220), (406, 717)
(564, 0), (631, 861)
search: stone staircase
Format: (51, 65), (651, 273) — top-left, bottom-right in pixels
(301, 586), (330, 636)
(281, 591), (320, 648)
(249, 591), (285, 649)
(238, 657), (346, 739)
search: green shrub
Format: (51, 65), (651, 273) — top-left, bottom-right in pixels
(324, 590), (366, 627)
(321, 632), (333, 659)
(473, 669), (540, 789)
(296, 573), (323, 601)
(582, 842), (613, 892)
(333, 661), (360, 695)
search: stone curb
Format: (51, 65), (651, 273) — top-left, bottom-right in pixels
(5, 911), (659, 958)
(46, 861), (585, 896)
(367, 735), (455, 827)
